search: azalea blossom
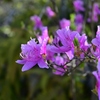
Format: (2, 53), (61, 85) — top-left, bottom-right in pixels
(16, 39), (49, 71)
(56, 27), (78, 52)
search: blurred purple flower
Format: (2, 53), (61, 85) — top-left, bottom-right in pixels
(73, 0), (85, 12)
(75, 14), (84, 24)
(88, 3), (100, 22)
(76, 24), (83, 33)
(93, 3), (100, 15)
(16, 39), (49, 71)
(30, 15), (43, 30)
(75, 14), (84, 33)
(45, 6), (55, 18)
(59, 18), (70, 29)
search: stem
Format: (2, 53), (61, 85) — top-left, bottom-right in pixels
(50, 0), (59, 25)
(39, 0), (50, 18)
(65, 58), (85, 76)
(50, 0), (58, 15)
(91, 0), (95, 38)
(48, 63), (65, 73)
(71, 72), (76, 100)
(83, 0), (89, 34)
(60, 0), (67, 18)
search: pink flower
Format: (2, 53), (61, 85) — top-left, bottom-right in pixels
(59, 18), (70, 29)
(45, 6), (55, 18)
(30, 15), (43, 30)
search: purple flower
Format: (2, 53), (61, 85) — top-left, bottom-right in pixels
(75, 14), (84, 24)
(92, 26), (100, 97)
(74, 14), (84, 33)
(73, 0), (85, 12)
(30, 15), (43, 30)
(46, 45), (55, 61)
(93, 3), (100, 14)
(92, 26), (100, 48)
(92, 12), (98, 22)
(59, 18), (70, 29)
(48, 27), (78, 60)
(89, 3), (100, 22)
(76, 24), (83, 33)
(49, 27), (78, 54)
(53, 55), (67, 76)
(75, 33), (90, 51)
(45, 6), (55, 18)
(16, 39), (49, 71)
(56, 27), (78, 52)
(74, 33), (90, 59)
(92, 60), (100, 100)
(92, 26), (100, 58)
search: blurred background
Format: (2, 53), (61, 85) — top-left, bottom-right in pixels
(0, 0), (99, 100)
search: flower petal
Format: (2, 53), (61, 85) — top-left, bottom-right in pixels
(66, 50), (74, 60)
(22, 61), (36, 72)
(92, 71), (99, 82)
(50, 45), (69, 53)
(38, 59), (49, 68)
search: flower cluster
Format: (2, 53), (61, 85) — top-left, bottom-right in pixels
(16, 4), (100, 100)
(16, 14), (91, 76)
